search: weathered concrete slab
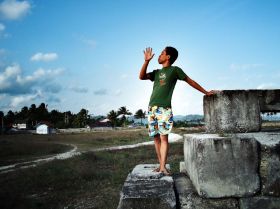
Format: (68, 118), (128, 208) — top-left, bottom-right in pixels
(203, 90), (261, 133)
(239, 196), (280, 209)
(180, 161), (187, 173)
(117, 164), (176, 209)
(203, 89), (280, 133)
(258, 89), (280, 112)
(184, 133), (260, 198)
(237, 132), (280, 196)
(130, 164), (170, 179)
(174, 173), (239, 209)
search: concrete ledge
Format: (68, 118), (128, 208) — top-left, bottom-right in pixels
(174, 173), (239, 209)
(117, 164), (176, 209)
(184, 133), (260, 198)
(180, 161), (187, 173)
(239, 196), (280, 209)
(237, 132), (280, 196)
(203, 89), (280, 133)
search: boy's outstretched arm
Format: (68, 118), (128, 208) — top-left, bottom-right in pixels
(184, 76), (219, 96)
(139, 47), (154, 80)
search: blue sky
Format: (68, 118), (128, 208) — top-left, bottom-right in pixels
(0, 0), (280, 116)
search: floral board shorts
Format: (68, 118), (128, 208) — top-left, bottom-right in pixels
(147, 106), (174, 137)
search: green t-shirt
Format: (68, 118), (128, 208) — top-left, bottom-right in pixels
(148, 66), (188, 108)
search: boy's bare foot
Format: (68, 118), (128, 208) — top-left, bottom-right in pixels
(152, 167), (160, 172)
(159, 168), (172, 176)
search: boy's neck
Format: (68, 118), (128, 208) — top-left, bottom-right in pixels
(162, 63), (171, 68)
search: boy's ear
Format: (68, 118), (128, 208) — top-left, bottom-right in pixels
(167, 55), (170, 60)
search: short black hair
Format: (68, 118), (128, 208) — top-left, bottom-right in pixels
(165, 46), (178, 65)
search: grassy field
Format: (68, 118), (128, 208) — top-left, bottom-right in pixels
(0, 139), (184, 209)
(1, 123), (278, 209)
(0, 129), (151, 166)
(0, 138), (72, 166)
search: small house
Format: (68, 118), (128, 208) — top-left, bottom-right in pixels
(36, 122), (55, 134)
(13, 120), (28, 129)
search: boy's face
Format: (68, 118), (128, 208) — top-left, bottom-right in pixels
(158, 49), (170, 64)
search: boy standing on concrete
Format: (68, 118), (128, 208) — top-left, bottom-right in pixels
(139, 47), (217, 175)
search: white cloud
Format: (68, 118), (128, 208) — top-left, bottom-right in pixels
(257, 83), (278, 89)
(0, 63), (21, 89)
(10, 92), (40, 108)
(0, 64), (64, 95)
(0, 0), (31, 20)
(93, 88), (122, 96)
(17, 67), (64, 84)
(230, 63), (263, 71)
(94, 88), (107, 95)
(30, 52), (58, 62)
(69, 86), (88, 93)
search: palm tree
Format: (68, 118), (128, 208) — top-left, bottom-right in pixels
(117, 106), (132, 116)
(37, 103), (49, 122)
(134, 109), (146, 125)
(28, 104), (37, 127)
(5, 110), (15, 128)
(117, 106), (132, 127)
(73, 108), (89, 128)
(107, 110), (118, 127)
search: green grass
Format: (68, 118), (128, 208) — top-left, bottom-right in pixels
(0, 138), (72, 166)
(0, 141), (184, 209)
(0, 129), (151, 165)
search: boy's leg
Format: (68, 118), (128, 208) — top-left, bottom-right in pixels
(153, 134), (161, 172)
(154, 134), (161, 164)
(147, 106), (161, 172)
(159, 134), (169, 173)
(157, 107), (173, 175)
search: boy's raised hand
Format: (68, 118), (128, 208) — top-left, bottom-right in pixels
(143, 47), (155, 62)
(206, 90), (220, 96)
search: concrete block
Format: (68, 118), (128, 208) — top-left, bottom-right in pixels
(238, 132), (280, 196)
(117, 164), (176, 209)
(184, 133), (260, 198)
(203, 89), (280, 133)
(180, 161), (187, 173)
(174, 173), (239, 209)
(258, 89), (280, 112)
(203, 90), (261, 133)
(239, 196), (280, 209)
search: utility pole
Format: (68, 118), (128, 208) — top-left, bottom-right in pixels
(65, 112), (69, 124)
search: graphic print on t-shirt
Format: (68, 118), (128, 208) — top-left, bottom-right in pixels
(159, 72), (166, 86)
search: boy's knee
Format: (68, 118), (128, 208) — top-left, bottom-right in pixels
(160, 134), (168, 141)
(154, 134), (160, 141)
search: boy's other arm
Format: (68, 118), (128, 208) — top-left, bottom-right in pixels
(139, 47), (154, 80)
(184, 76), (219, 96)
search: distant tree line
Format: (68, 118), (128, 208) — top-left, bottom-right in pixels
(0, 103), (147, 131)
(107, 107), (146, 127)
(0, 103), (91, 130)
